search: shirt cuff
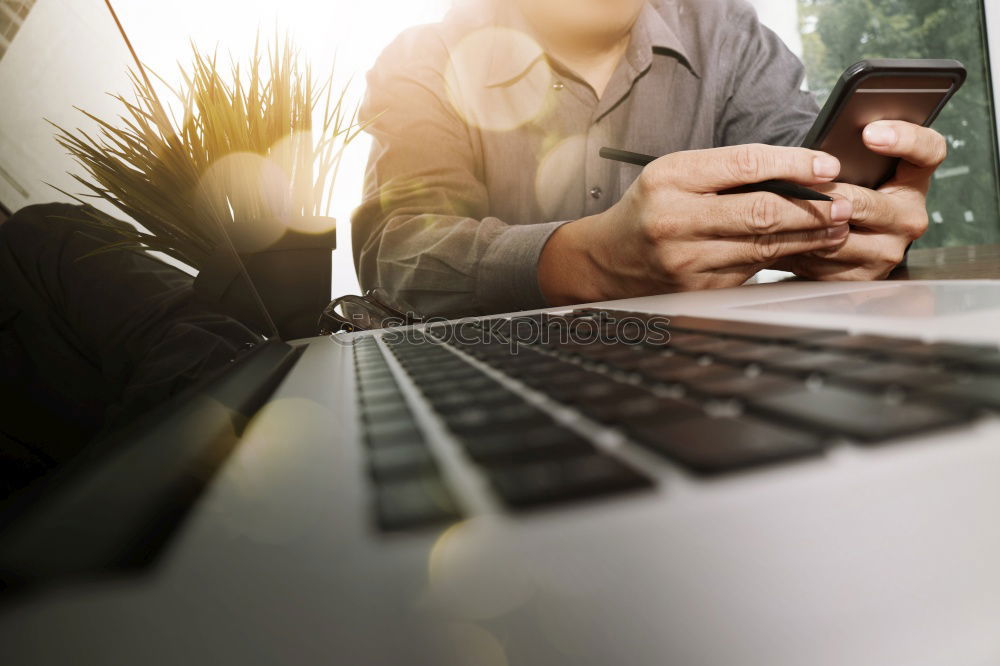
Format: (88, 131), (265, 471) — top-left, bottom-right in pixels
(476, 220), (569, 314)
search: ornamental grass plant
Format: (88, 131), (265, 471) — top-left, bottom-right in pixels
(51, 14), (364, 269)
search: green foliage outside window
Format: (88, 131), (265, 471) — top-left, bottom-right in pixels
(798, 0), (1000, 247)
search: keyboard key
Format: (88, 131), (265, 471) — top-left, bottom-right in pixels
(825, 361), (951, 388)
(596, 346), (661, 362)
(443, 403), (553, 436)
(403, 367), (483, 385)
(365, 417), (425, 449)
(488, 454), (653, 509)
(356, 368), (395, 383)
(463, 425), (595, 465)
(418, 373), (501, 393)
(710, 342), (790, 365)
(933, 340), (1000, 355)
(361, 401), (413, 423)
(661, 335), (740, 354)
(748, 384), (974, 442)
(375, 476), (461, 531)
(544, 379), (645, 406)
(419, 376), (499, 396)
(358, 385), (404, 404)
(760, 351), (872, 377)
(607, 351), (687, 372)
(639, 360), (742, 385)
(628, 354), (704, 375)
(358, 380), (401, 400)
(521, 368), (596, 392)
(369, 445), (436, 482)
(425, 387), (524, 414)
(581, 395), (704, 425)
(809, 333), (921, 354)
(626, 416), (826, 474)
(918, 374), (1000, 410)
(948, 351), (1000, 375)
(890, 341), (999, 363)
(658, 332), (726, 349)
(500, 359), (569, 378)
(563, 343), (637, 361)
(686, 372), (800, 399)
(811, 338), (1000, 375)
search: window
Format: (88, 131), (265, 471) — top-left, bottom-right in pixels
(0, 0), (36, 61)
(791, 0), (1000, 248)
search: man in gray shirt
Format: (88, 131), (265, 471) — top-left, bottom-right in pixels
(353, 0), (946, 317)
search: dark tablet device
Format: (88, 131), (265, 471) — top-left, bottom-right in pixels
(802, 59), (966, 189)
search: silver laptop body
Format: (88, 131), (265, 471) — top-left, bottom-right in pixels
(3, 278), (1000, 666)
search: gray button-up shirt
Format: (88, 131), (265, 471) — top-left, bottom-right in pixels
(352, 0), (820, 317)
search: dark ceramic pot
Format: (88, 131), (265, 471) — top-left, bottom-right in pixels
(193, 219), (336, 340)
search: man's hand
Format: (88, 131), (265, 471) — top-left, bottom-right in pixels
(539, 143), (852, 305)
(773, 120), (947, 281)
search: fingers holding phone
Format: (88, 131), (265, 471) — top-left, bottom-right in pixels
(778, 59), (965, 281)
(801, 58), (964, 190)
(861, 120), (949, 193)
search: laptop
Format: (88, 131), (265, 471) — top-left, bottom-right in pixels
(3, 261), (1000, 664)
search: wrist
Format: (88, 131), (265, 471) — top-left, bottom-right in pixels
(537, 215), (612, 306)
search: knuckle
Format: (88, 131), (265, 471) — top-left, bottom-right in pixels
(636, 168), (660, 195)
(850, 191), (875, 220)
(870, 240), (906, 272)
(639, 156), (681, 194)
(811, 246), (840, 259)
(661, 249), (694, 276)
(731, 144), (766, 182)
(884, 246), (907, 268)
(904, 210), (929, 238)
(751, 232), (783, 262)
(643, 215), (674, 242)
(747, 193), (781, 233)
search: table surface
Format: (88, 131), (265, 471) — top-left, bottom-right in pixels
(890, 244), (1000, 281)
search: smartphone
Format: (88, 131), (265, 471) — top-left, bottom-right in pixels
(802, 59), (966, 189)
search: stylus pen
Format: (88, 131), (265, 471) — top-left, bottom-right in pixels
(599, 147), (834, 202)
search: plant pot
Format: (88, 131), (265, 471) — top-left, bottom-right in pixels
(193, 219), (336, 340)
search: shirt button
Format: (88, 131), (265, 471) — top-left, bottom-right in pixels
(552, 80), (565, 91)
(589, 186), (603, 199)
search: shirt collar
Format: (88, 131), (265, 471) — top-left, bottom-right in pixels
(484, 3), (546, 88)
(485, 0), (697, 88)
(633, 1), (698, 76)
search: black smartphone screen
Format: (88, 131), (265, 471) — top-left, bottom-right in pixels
(802, 59), (966, 190)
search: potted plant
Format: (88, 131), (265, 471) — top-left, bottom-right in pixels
(51, 4), (365, 339)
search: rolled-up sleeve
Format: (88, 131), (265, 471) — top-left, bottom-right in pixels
(715, 3), (820, 148)
(351, 27), (558, 318)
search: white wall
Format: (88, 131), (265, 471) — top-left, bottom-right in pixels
(0, 1), (131, 207)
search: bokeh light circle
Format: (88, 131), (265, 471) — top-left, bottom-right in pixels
(444, 27), (552, 133)
(196, 151), (289, 253)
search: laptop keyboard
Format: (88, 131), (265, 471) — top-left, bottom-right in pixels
(354, 339), (461, 531)
(385, 336), (653, 514)
(356, 309), (992, 531)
